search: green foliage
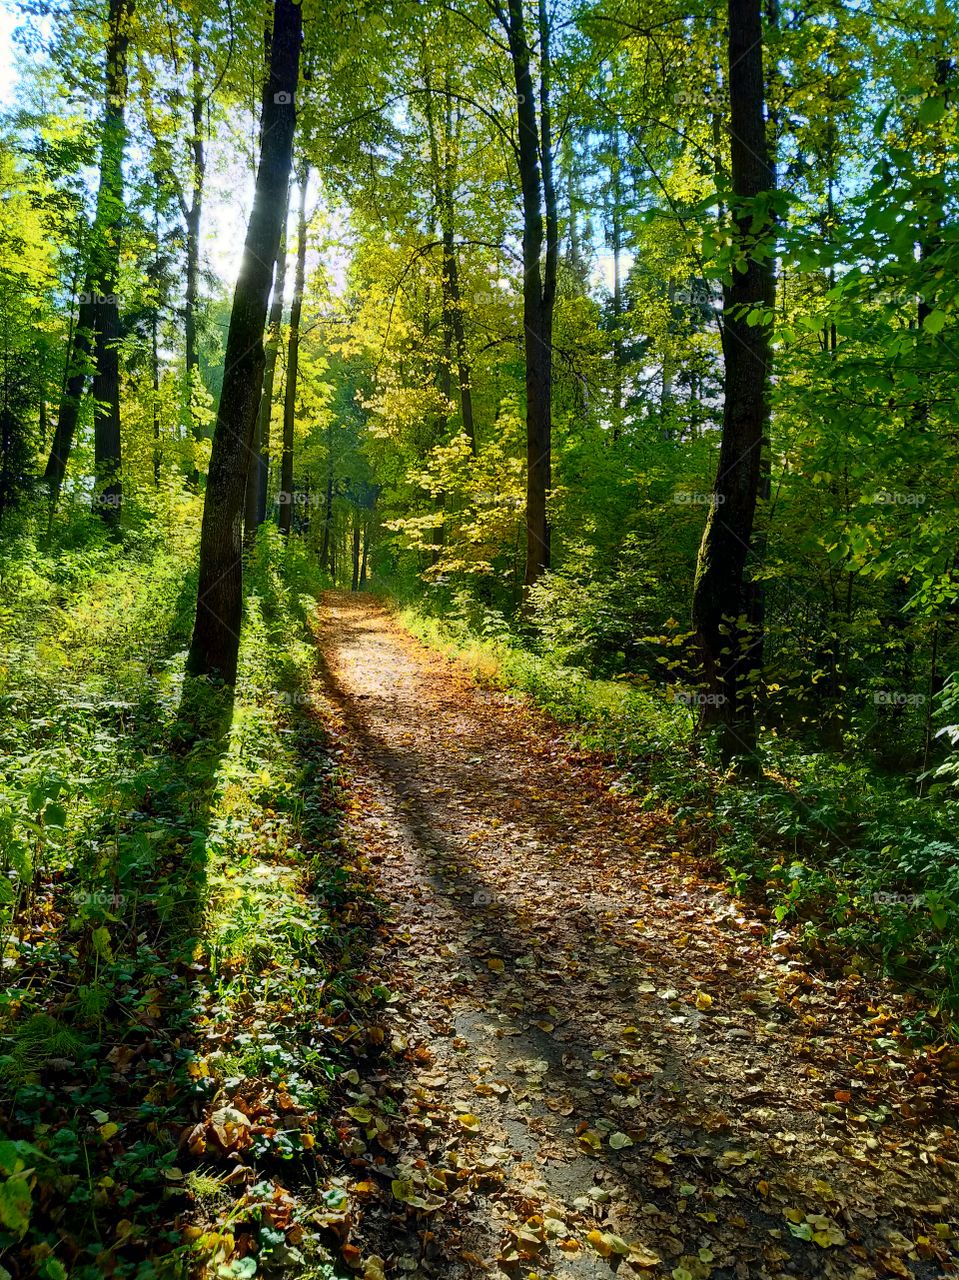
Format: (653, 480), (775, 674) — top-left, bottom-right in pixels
(0, 515), (370, 1275)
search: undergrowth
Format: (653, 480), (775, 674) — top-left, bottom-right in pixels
(0, 515), (376, 1279)
(391, 588), (959, 1030)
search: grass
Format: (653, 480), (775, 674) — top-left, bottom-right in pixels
(0, 513), (378, 1278)
(391, 589), (959, 1032)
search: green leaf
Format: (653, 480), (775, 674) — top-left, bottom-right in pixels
(0, 1176), (32, 1238)
(38, 1261), (68, 1280)
(43, 803), (67, 828)
(918, 96), (946, 125)
(923, 310), (948, 334)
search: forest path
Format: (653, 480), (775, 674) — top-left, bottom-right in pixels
(313, 592), (957, 1280)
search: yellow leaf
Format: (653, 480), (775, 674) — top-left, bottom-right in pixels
(391, 1178), (417, 1204)
(629, 1243), (661, 1268)
(813, 1227), (846, 1248)
(99, 1122), (119, 1140)
(587, 1231), (612, 1258)
(486, 958), (505, 972)
(695, 991), (713, 1010)
(458, 1113), (480, 1132)
(586, 1231), (628, 1258)
(716, 1149), (751, 1168)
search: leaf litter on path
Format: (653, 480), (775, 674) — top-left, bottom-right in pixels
(314, 594), (959, 1280)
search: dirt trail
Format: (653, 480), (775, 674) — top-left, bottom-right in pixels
(314, 593), (958, 1280)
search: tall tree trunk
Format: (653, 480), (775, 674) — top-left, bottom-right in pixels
(151, 293), (161, 485)
(359, 516), (370, 588)
(442, 223), (475, 451)
(320, 435), (334, 574)
(690, 0), (775, 769)
(351, 507), (361, 591)
(91, 0), (134, 526)
(44, 0), (133, 509)
(431, 63), (476, 451)
(278, 168), (307, 537)
(186, 0), (301, 684)
(183, 42), (206, 450)
(245, 209), (288, 543)
(609, 123), (625, 424)
(501, 0), (557, 591)
(44, 293), (94, 501)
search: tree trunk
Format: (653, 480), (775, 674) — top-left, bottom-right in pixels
(351, 507), (361, 591)
(151, 286), (161, 485)
(320, 441), (334, 574)
(278, 168), (307, 536)
(609, 123), (625, 424)
(359, 517), (370, 588)
(245, 210), (288, 543)
(183, 43), (205, 449)
(90, 0), (134, 526)
(690, 0), (775, 769)
(442, 224), (475, 451)
(44, 293), (94, 501)
(502, 0), (556, 591)
(45, 0), (133, 509)
(186, 0), (301, 684)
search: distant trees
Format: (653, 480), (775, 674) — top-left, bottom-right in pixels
(3, 0), (959, 771)
(44, 0), (135, 518)
(279, 167), (309, 538)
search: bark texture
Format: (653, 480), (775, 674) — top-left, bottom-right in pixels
(279, 170), (307, 537)
(186, 0), (301, 683)
(691, 0), (775, 767)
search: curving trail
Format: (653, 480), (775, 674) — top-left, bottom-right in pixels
(313, 592), (958, 1280)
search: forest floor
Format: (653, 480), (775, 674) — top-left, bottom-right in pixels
(314, 592), (959, 1280)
